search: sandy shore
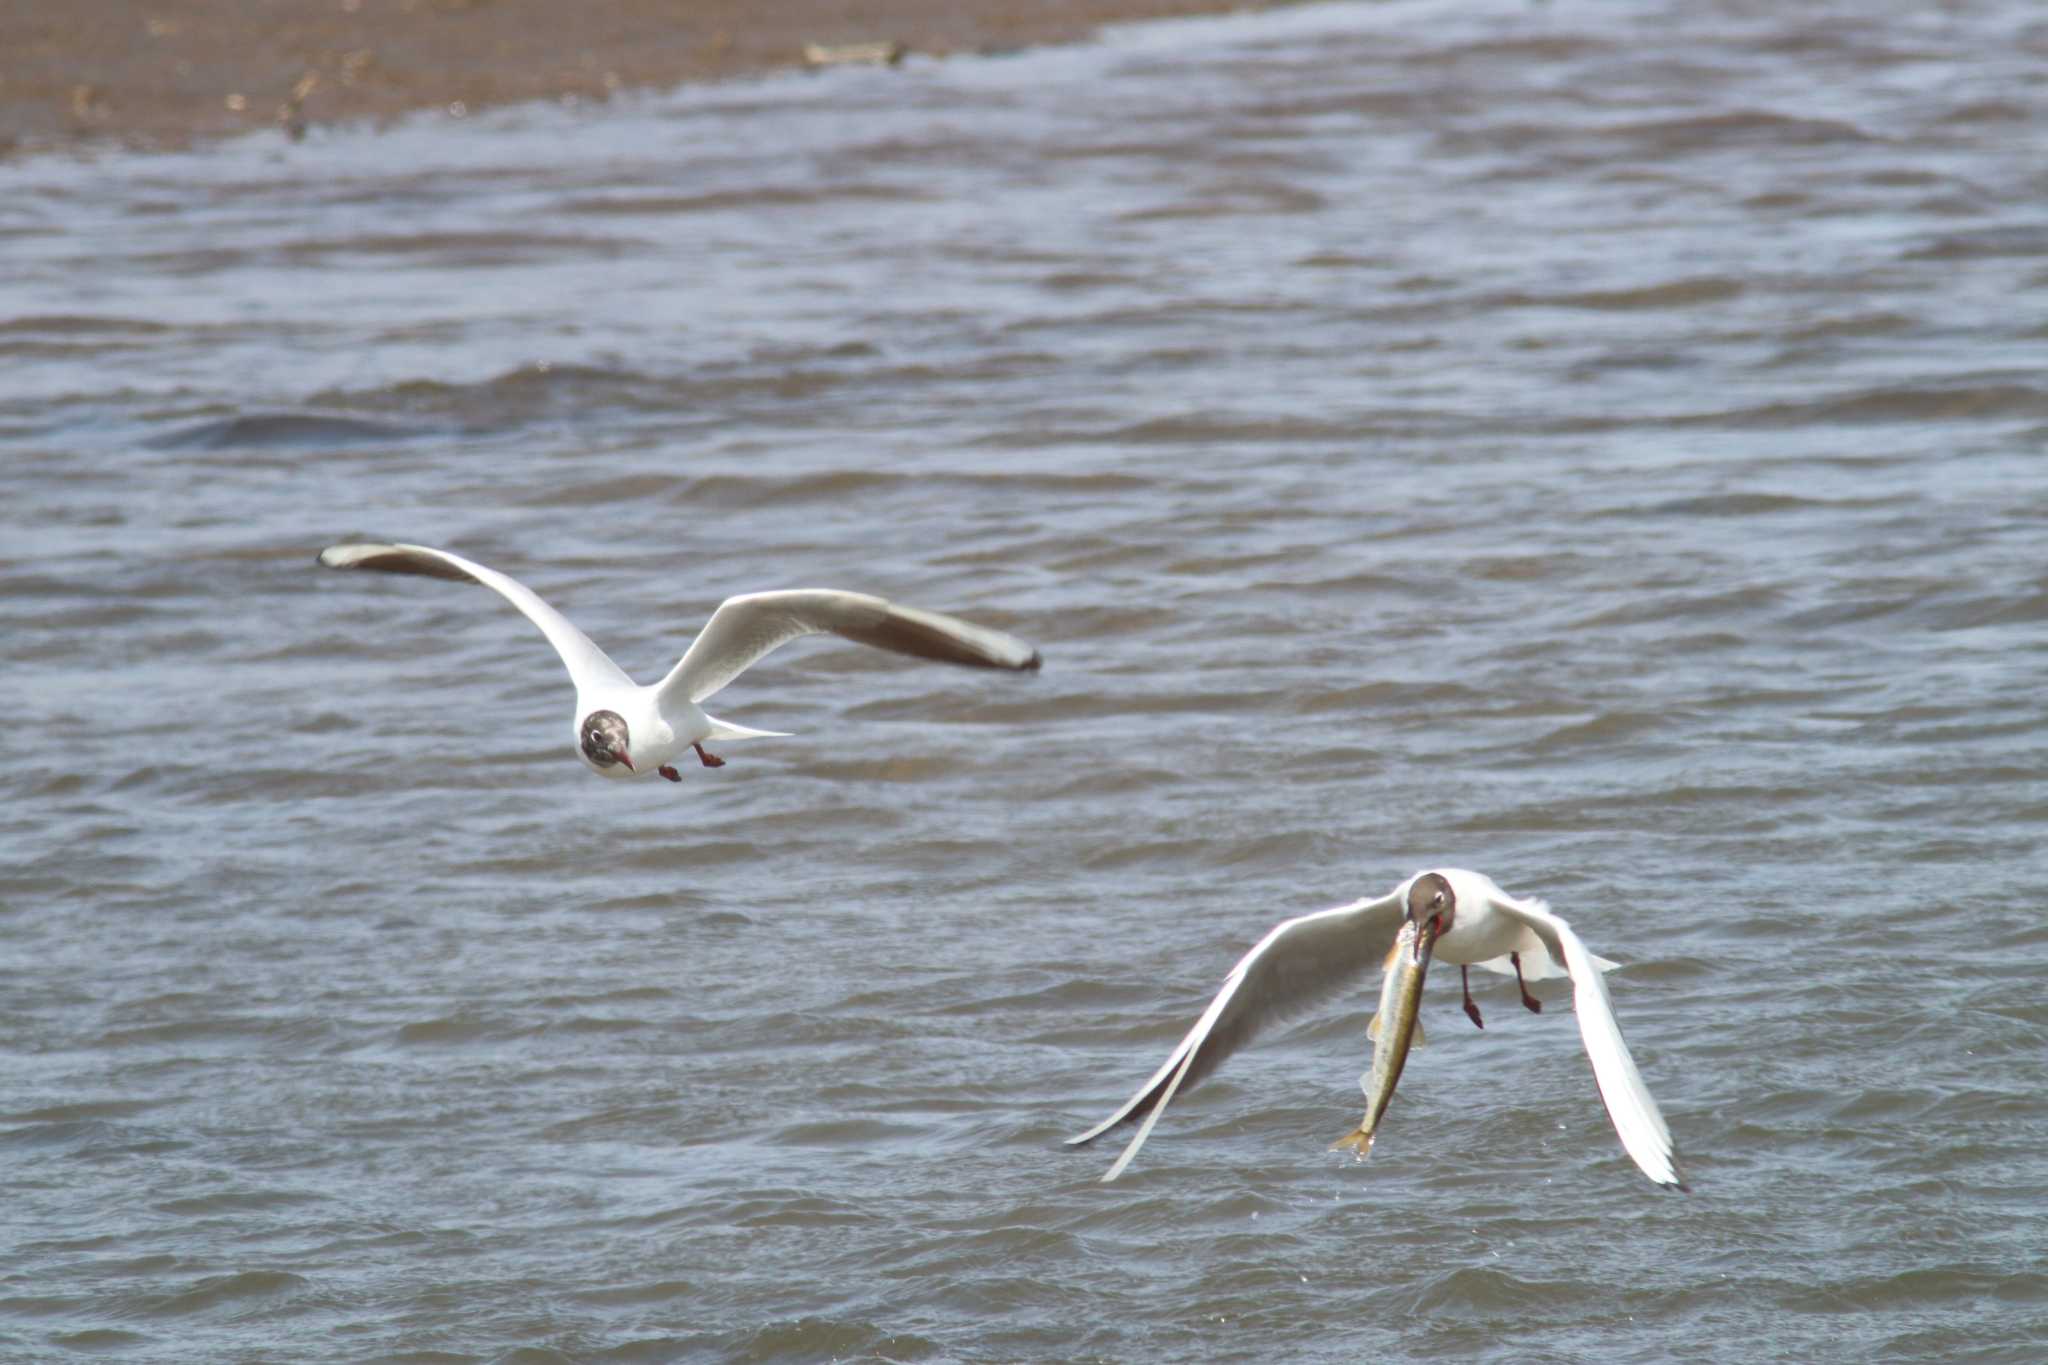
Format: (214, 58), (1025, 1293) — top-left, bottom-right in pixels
(1, 0), (1278, 156)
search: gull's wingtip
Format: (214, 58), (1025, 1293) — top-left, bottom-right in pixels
(1099, 1149), (1139, 1183)
(314, 542), (477, 584)
(1064, 1113), (1119, 1148)
(317, 541), (395, 570)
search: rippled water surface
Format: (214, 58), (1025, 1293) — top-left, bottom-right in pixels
(6, 0), (2048, 1359)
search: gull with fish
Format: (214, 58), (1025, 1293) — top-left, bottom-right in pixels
(1069, 868), (1684, 1188)
(316, 541), (1041, 782)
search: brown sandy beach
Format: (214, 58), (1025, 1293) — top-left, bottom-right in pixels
(1, 0), (1281, 155)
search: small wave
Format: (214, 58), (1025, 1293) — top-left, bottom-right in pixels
(508, 473), (691, 507)
(736, 1319), (939, 1363)
(0, 1119), (125, 1150)
(1646, 492), (1833, 517)
(280, 229), (643, 265)
(540, 1103), (685, 1142)
(1402, 1264), (1569, 1318)
(1261, 569), (1432, 597)
(1120, 181), (1328, 220)
(1288, 680), (1491, 716)
(1603, 108), (1875, 149)
(1526, 710), (1669, 752)
(157, 1189), (326, 1216)
(537, 986), (673, 1009)
(611, 840), (761, 872)
(95, 1015), (319, 1049)
(565, 1279), (698, 1307)
(545, 1015), (652, 1036)
(1045, 765), (1185, 797)
(394, 1014), (533, 1046)
(6, 1099), (161, 1124)
(1672, 382), (2048, 428)
(800, 756), (969, 784)
(1576, 585), (1783, 627)
(733, 1195), (885, 1229)
(679, 469), (909, 509)
(1903, 225), (2048, 261)
(1914, 588), (2048, 631)
(117, 1270), (308, 1320)
(559, 184), (923, 216)
(0, 314), (173, 336)
(148, 412), (427, 451)
(765, 1118), (926, 1147)
(681, 467), (1153, 510)
(306, 362), (660, 422)
(1102, 413), (1352, 444)
(586, 893), (733, 917)
(50, 1328), (150, 1351)
(1784, 310), (1915, 341)
(1791, 1266), (2048, 1313)
(1502, 276), (1743, 311)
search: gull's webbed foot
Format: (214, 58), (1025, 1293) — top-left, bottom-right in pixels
(1460, 965), (1485, 1030)
(1511, 951), (1543, 1014)
(658, 765), (683, 782)
(693, 743), (726, 769)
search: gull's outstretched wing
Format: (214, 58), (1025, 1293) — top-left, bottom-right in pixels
(1068, 890), (1406, 1182)
(656, 588), (1040, 708)
(1491, 892), (1684, 1189)
(317, 542), (634, 694)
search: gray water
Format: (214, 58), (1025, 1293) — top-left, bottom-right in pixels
(5, 0), (2048, 1359)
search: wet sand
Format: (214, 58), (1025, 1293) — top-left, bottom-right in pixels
(1, 0), (1279, 155)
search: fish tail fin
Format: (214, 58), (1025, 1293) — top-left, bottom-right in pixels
(1330, 1125), (1376, 1156)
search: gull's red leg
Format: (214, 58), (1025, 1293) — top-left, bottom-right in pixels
(658, 765), (682, 782)
(1512, 952), (1543, 1013)
(693, 743), (726, 769)
(1460, 965), (1485, 1030)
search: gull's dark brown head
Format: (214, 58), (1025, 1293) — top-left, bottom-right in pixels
(579, 710), (633, 772)
(1405, 872), (1456, 940)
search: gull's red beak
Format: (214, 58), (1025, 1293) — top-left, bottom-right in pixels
(617, 751), (635, 772)
(1412, 913), (1441, 965)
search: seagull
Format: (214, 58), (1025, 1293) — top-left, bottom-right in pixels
(1068, 868), (1683, 1188)
(316, 541), (1041, 782)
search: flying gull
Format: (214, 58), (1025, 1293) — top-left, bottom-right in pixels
(317, 541), (1041, 782)
(1069, 868), (1683, 1188)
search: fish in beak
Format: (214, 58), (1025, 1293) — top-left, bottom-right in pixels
(1331, 913), (1439, 1157)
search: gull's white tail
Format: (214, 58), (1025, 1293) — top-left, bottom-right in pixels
(703, 714), (792, 741)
